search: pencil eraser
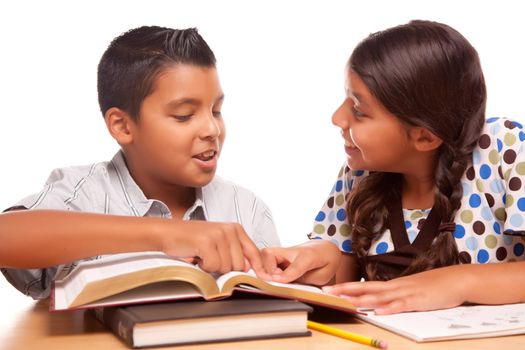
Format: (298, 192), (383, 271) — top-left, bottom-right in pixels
(379, 340), (388, 349)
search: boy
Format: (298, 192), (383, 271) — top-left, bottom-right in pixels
(0, 26), (279, 299)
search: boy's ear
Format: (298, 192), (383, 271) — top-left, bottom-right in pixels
(104, 107), (135, 146)
(409, 126), (443, 152)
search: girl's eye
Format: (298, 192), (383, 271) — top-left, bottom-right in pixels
(352, 105), (365, 117)
(212, 111), (222, 118)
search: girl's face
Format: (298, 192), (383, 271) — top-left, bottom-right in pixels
(332, 71), (418, 173)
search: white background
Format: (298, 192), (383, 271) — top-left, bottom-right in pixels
(0, 0), (524, 255)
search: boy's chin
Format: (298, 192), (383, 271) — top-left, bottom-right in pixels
(188, 172), (216, 188)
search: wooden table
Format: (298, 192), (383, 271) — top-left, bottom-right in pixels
(1, 283), (524, 349)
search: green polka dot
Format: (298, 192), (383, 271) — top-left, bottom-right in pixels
(476, 179), (485, 192)
(504, 132), (517, 146)
(484, 235), (497, 249)
(504, 168), (512, 181)
(335, 194), (345, 206)
(313, 224), (325, 234)
(339, 224), (351, 237)
(516, 162), (525, 175)
(488, 150), (500, 165)
(495, 208), (507, 221)
(505, 194), (514, 208)
(460, 210), (474, 223)
(410, 211), (424, 220)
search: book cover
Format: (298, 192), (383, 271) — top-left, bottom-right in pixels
(51, 252), (356, 314)
(94, 298), (312, 348)
(356, 302), (525, 342)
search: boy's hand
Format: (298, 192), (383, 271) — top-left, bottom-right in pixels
(260, 240), (341, 285)
(163, 221), (265, 276)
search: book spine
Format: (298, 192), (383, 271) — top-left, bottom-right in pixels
(93, 308), (136, 348)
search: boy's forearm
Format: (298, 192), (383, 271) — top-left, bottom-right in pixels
(0, 210), (165, 268)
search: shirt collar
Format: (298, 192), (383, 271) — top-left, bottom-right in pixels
(110, 150), (208, 220)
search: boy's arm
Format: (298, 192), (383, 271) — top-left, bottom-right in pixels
(0, 209), (264, 273)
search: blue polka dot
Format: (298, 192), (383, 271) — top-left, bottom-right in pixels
(327, 211), (335, 223)
(407, 230), (418, 243)
(454, 224), (466, 239)
(342, 239), (352, 252)
(490, 123), (502, 136)
(336, 209), (347, 221)
(461, 181), (472, 196)
(509, 214), (524, 227)
(472, 150), (481, 165)
(354, 170), (364, 176)
(497, 139), (503, 152)
(486, 117), (500, 123)
(493, 222), (501, 234)
(479, 164), (491, 179)
(514, 243), (524, 257)
(315, 211), (326, 222)
(405, 221), (412, 229)
(517, 198), (525, 211)
(469, 194), (482, 208)
(375, 242), (389, 254)
(331, 239), (340, 247)
(466, 236), (478, 250)
(503, 194), (507, 205)
(512, 121), (523, 129)
(520, 131), (525, 142)
(335, 180), (343, 192)
(347, 179), (354, 190)
(311, 236), (322, 240)
(481, 207), (493, 221)
(477, 249), (489, 263)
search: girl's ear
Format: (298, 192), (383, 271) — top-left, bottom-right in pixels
(104, 107), (135, 146)
(410, 126), (443, 152)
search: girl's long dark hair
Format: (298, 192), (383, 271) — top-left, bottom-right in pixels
(348, 20), (487, 280)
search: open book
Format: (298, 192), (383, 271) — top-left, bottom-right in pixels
(51, 252), (356, 312)
(357, 302), (525, 342)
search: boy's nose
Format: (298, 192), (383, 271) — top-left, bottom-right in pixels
(200, 113), (221, 139)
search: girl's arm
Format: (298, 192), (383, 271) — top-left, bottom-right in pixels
(0, 209), (264, 275)
(324, 262), (525, 314)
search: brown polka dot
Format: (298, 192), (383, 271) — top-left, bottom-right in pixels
(478, 134), (491, 149)
(327, 224), (336, 236)
(498, 166), (504, 179)
(485, 193), (495, 207)
(466, 166), (476, 181)
(509, 177), (522, 191)
(344, 166), (350, 173)
(503, 149), (517, 164)
(504, 120), (516, 129)
(472, 221), (485, 235)
(327, 196), (335, 208)
(417, 218), (426, 230)
(496, 247), (508, 261)
(459, 251), (472, 264)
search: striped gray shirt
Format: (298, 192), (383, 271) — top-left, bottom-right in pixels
(1, 150), (280, 299)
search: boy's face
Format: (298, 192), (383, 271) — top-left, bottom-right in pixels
(126, 64), (225, 189)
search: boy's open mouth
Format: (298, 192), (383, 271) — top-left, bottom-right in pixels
(193, 150), (217, 161)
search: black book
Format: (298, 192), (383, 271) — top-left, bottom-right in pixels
(94, 298), (312, 348)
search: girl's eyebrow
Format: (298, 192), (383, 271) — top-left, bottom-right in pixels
(351, 91), (369, 109)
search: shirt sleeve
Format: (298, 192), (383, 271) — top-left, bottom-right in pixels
(1, 167), (90, 300)
(250, 197), (281, 248)
(497, 119), (525, 235)
(308, 164), (367, 253)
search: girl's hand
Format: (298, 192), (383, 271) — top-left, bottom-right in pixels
(260, 240), (341, 285)
(323, 265), (469, 314)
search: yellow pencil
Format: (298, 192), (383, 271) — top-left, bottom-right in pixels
(307, 320), (388, 349)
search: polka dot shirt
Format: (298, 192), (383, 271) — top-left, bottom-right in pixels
(309, 117), (525, 264)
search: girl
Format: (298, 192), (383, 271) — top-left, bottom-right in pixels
(261, 20), (525, 314)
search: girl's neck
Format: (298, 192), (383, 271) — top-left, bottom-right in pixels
(401, 173), (435, 210)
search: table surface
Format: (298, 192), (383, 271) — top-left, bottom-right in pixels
(1, 279), (524, 350)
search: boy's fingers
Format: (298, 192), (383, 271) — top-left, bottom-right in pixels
(271, 258), (311, 283)
(237, 231), (264, 276)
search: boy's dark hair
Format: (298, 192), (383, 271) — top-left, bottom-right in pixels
(347, 20), (486, 280)
(97, 26), (216, 120)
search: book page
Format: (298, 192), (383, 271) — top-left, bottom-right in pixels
(357, 302), (525, 342)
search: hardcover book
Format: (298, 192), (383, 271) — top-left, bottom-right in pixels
(94, 298), (312, 348)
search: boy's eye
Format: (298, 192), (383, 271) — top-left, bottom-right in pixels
(172, 115), (192, 122)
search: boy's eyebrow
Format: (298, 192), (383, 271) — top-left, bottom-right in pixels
(166, 94), (225, 108)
